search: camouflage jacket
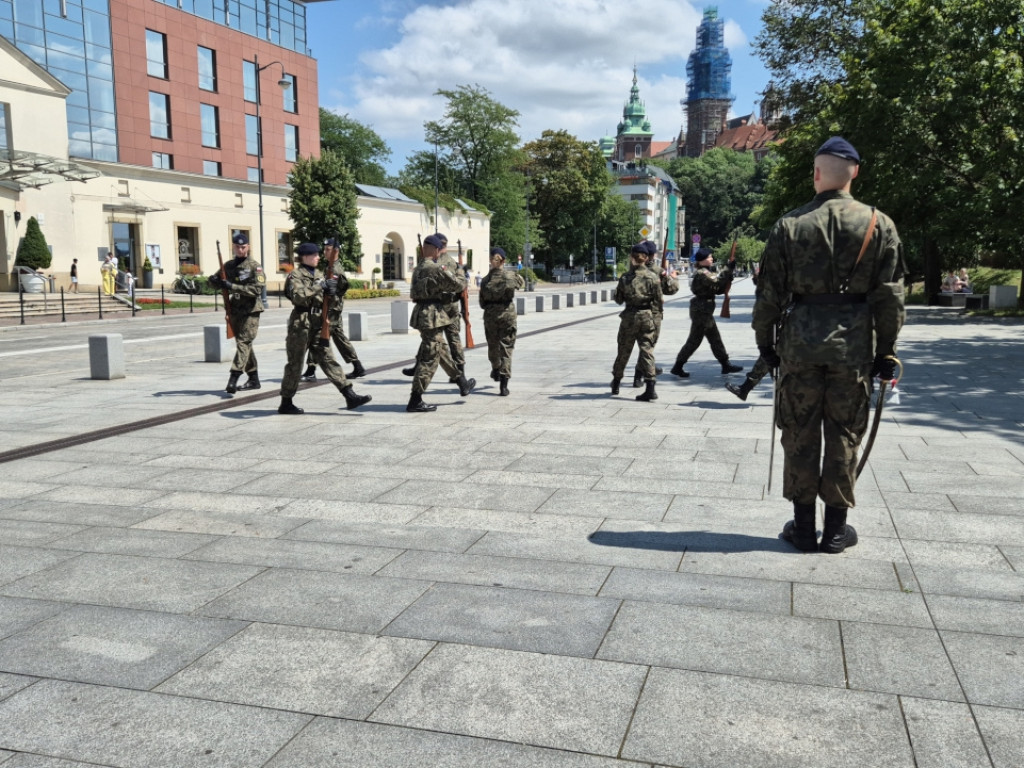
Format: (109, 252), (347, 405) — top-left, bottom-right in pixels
(615, 265), (662, 313)
(688, 263), (733, 316)
(437, 252), (465, 309)
(284, 265), (328, 338)
(479, 267), (525, 314)
(224, 255), (266, 315)
(410, 258), (463, 330)
(646, 262), (680, 314)
(752, 189), (905, 365)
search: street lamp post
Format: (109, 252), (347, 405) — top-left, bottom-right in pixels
(253, 54), (291, 307)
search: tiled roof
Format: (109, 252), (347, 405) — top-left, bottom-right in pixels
(714, 123), (777, 153)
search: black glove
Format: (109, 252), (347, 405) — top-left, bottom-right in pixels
(758, 345), (781, 370)
(208, 274), (223, 288)
(323, 277), (338, 296)
(871, 355), (897, 380)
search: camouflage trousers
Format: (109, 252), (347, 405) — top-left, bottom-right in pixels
(411, 327), (460, 394)
(777, 361), (871, 508)
(483, 308), (518, 377)
(746, 355), (771, 387)
(306, 320), (358, 367)
(674, 312), (729, 365)
(613, 310), (657, 380)
(442, 302), (465, 369)
(281, 325), (349, 399)
(229, 313), (261, 374)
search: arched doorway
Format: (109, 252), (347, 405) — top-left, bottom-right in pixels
(382, 233), (406, 281)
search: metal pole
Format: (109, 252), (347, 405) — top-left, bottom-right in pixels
(18, 279), (25, 325)
(61, 286), (66, 322)
(255, 54), (269, 309)
(189, 291), (193, 313)
(433, 140), (439, 230)
(161, 284), (165, 315)
(131, 282), (136, 317)
(98, 286), (103, 320)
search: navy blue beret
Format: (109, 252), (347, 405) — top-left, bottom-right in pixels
(696, 247), (713, 262)
(490, 247), (506, 259)
(423, 234), (444, 249)
(232, 233), (249, 245)
(436, 233), (448, 245)
(630, 242), (648, 255)
(815, 136), (860, 163)
(323, 237), (339, 248)
(643, 240), (658, 256)
(296, 242), (320, 256)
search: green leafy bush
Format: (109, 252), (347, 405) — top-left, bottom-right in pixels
(15, 217), (51, 270)
(346, 288), (401, 300)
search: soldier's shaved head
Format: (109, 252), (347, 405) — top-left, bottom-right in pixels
(814, 153), (859, 193)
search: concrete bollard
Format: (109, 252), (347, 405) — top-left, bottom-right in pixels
(516, 297), (526, 315)
(204, 325), (233, 363)
(535, 296), (544, 312)
(89, 334), (125, 380)
(391, 300), (412, 333)
(349, 311), (368, 341)
(590, 290), (598, 304)
(578, 292), (587, 306)
(601, 290), (608, 302)
(566, 293), (575, 308)
(552, 295), (561, 310)
(990, 285), (1018, 309)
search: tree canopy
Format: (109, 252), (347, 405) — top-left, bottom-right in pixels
(319, 108), (392, 186)
(287, 150), (362, 272)
(15, 216), (51, 271)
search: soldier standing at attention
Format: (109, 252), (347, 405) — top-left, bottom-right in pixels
(611, 243), (663, 402)
(434, 233), (470, 379)
(753, 136), (905, 554)
(632, 239), (679, 387)
(407, 234), (476, 412)
(277, 242), (372, 415)
(479, 247), (525, 396)
(669, 247), (743, 378)
(208, 233), (265, 394)
(301, 237), (367, 383)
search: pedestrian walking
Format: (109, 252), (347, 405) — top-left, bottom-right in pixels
(611, 243), (663, 402)
(207, 233), (265, 394)
(301, 237), (367, 383)
(277, 242), (371, 414)
(70, 258), (79, 293)
(100, 253), (117, 295)
(669, 247), (743, 378)
(479, 247), (525, 396)
(753, 136), (905, 554)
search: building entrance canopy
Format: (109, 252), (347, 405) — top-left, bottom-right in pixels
(0, 149), (101, 191)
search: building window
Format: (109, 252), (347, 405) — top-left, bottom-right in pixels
(284, 124), (298, 162)
(277, 231), (293, 271)
(245, 114), (260, 156)
(198, 46), (217, 91)
(203, 160), (221, 176)
(247, 167), (260, 182)
(200, 104), (220, 148)
(0, 103), (10, 150)
(282, 74), (297, 112)
(152, 152), (173, 169)
(146, 29), (168, 79)
(177, 226), (198, 267)
(243, 59), (257, 102)
(149, 92), (171, 139)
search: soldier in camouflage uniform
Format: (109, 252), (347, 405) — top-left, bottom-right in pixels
(208, 233), (266, 394)
(669, 247), (743, 378)
(612, 243), (663, 402)
(402, 234), (460, 382)
(753, 137), (905, 554)
(632, 239), (680, 387)
(407, 234), (476, 413)
(725, 355), (771, 400)
(301, 238), (367, 383)
(277, 243), (372, 415)
(479, 247), (525, 396)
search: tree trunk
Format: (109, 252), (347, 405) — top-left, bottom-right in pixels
(923, 237), (941, 304)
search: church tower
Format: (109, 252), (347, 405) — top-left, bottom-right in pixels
(615, 67), (654, 162)
(684, 7), (734, 157)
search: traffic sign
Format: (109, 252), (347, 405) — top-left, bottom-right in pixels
(639, 227), (651, 238)
(604, 247), (616, 265)
(692, 233), (701, 244)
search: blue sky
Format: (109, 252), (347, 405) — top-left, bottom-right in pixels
(305, 0), (773, 174)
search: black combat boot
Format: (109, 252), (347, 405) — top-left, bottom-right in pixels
(491, 369), (500, 381)
(301, 365), (317, 382)
(348, 360), (366, 379)
(457, 375), (476, 397)
(402, 366), (416, 376)
(726, 378), (755, 401)
(611, 377), (621, 395)
(820, 505), (858, 554)
(406, 391), (436, 412)
(225, 371), (241, 394)
(499, 375), (509, 397)
(781, 501), (818, 552)
(636, 379), (658, 402)
(238, 371), (261, 390)
(670, 360), (690, 378)
(720, 361), (743, 374)
(278, 397), (304, 415)
(341, 385), (371, 410)
(633, 370), (644, 388)
(655, 366), (664, 375)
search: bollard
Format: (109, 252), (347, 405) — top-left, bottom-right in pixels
(552, 294), (561, 310)
(391, 300), (412, 333)
(204, 325), (233, 362)
(590, 290), (598, 303)
(566, 293), (575, 308)
(349, 311), (368, 341)
(601, 290), (608, 302)
(89, 334), (125, 380)
(990, 285), (1017, 309)
(578, 292), (587, 306)
(535, 296), (544, 312)
(516, 297), (526, 315)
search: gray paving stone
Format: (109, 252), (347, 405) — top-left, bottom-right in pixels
(900, 698), (990, 768)
(1001, 544), (1024, 569)
(0, 501), (158, 527)
(928, 594), (1024, 636)
(265, 717), (640, 768)
(0, 753), (109, 766)
(0, 596), (65, 640)
(622, 667), (914, 768)
(901, 471), (1024, 497)
(181, 536), (403, 574)
(597, 600), (844, 686)
(0, 604), (247, 689)
(974, 705), (1024, 768)
(912, 563), (1024, 602)
(42, 526), (218, 558)
(374, 479), (553, 512)
(477, 440), (615, 458)
(0, 546), (80, 588)
(0, 673), (37, 703)
(382, 583), (620, 656)
(0, 679), (309, 768)
(283, 519), (485, 552)
(535, 488), (672, 521)
(503, 453), (631, 477)
(0, 520), (88, 547)
(842, 622), (963, 700)
(942, 630), (1024, 707)
(949, 495), (1024, 517)
(131, 507), (308, 538)
(467, 530), (682, 570)
(413, 507), (600, 538)
(892, 508), (1024, 546)
(901, 540), (1014, 570)
(144, 490), (296, 514)
(377, 550), (610, 595)
(2, 553), (261, 612)
(792, 583), (932, 627)
(467, 469), (600, 490)
(272, 499), (425, 524)
(401, 448), (520, 471)
(156, 622), (433, 718)
(599, 567), (790, 614)
(197, 568), (431, 633)
(370, 643), (646, 756)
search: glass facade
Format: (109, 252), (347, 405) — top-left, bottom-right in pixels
(284, 123), (297, 162)
(149, 91), (170, 139)
(151, 0), (307, 55)
(242, 59), (256, 102)
(200, 103), (219, 147)
(282, 72), (295, 112)
(202, 159), (220, 176)
(152, 151), (172, 169)
(0, 0), (117, 160)
(197, 45), (216, 91)
(245, 113), (258, 155)
(145, 28), (166, 78)
(0, 102), (9, 149)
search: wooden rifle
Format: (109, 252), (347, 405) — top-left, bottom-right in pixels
(661, 231), (670, 275)
(720, 238), (737, 319)
(216, 240), (235, 339)
(457, 239), (474, 348)
(319, 237), (338, 348)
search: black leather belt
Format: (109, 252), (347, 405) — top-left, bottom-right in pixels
(793, 293), (867, 305)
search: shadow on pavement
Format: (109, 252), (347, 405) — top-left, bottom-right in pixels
(589, 529), (790, 554)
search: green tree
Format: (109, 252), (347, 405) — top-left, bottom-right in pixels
(523, 130), (611, 275)
(319, 108), (392, 186)
(287, 150), (362, 272)
(596, 193), (640, 277)
(15, 216), (51, 270)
